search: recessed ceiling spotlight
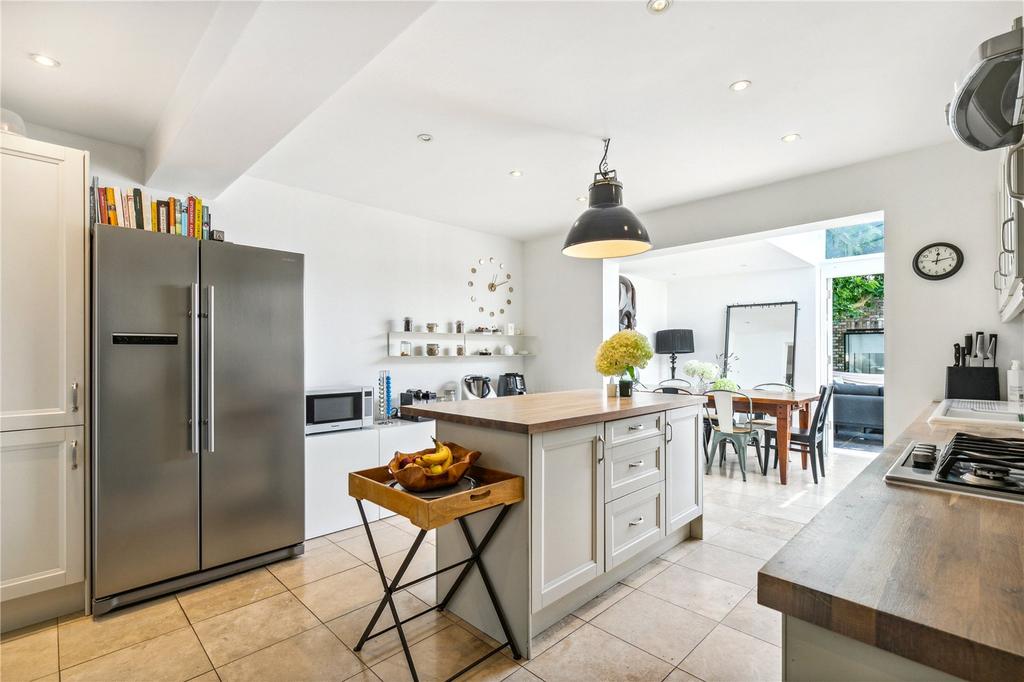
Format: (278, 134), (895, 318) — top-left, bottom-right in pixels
(416, 133), (433, 142)
(29, 53), (60, 68)
(646, 0), (671, 13)
(781, 133), (802, 143)
(509, 169), (523, 177)
(729, 80), (751, 92)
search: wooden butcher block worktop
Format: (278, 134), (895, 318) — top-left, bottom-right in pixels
(758, 403), (1024, 682)
(401, 389), (705, 434)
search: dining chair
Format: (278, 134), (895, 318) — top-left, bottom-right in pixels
(652, 386), (692, 395)
(704, 390), (762, 482)
(660, 378), (693, 389)
(748, 382), (794, 438)
(762, 385), (834, 484)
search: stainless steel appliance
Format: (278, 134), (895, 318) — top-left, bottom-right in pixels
(461, 375), (493, 400)
(496, 373), (527, 396)
(947, 16), (1022, 151)
(884, 433), (1024, 504)
(305, 386), (373, 434)
(92, 227), (305, 614)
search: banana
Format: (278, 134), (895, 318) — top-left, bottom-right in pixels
(421, 439), (452, 466)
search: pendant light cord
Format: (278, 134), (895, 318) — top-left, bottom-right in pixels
(598, 138), (611, 179)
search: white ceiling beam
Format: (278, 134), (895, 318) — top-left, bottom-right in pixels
(144, 1), (431, 198)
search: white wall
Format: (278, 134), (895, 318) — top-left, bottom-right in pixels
(620, 274), (668, 382)
(216, 175), (528, 398)
(525, 142), (1013, 439)
(25, 122), (144, 187)
(661, 267), (818, 391)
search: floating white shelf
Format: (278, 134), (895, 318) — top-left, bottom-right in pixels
(386, 331), (536, 359)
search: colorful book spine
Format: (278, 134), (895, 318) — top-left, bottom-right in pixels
(187, 197), (195, 239)
(106, 188), (118, 226)
(157, 200), (169, 233)
(98, 189), (108, 225)
(150, 200), (158, 232)
(133, 188), (144, 229)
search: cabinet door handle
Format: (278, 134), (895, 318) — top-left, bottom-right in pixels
(1002, 217), (1016, 253)
(71, 381), (79, 412)
(1007, 140), (1024, 202)
(627, 424), (645, 432)
(667, 421), (674, 443)
(70, 439), (78, 470)
(628, 460), (645, 468)
(595, 435), (605, 463)
(628, 516), (645, 527)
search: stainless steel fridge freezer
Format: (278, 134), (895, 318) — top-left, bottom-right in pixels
(92, 226), (304, 613)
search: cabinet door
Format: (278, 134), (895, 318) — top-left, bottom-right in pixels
(605, 482), (665, 570)
(1, 134), (86, 432)
(305, 429), (379, 539)
(531, 424), (604, 610)
(378, 421), (436, 519)
(665, 407), (702, 534)
(1, 426), (85, 601)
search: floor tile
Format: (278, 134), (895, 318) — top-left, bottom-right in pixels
(328, 525), (367, 543)
(371, 624), (519, 682)
(730, 513), (804, 541)
(678, 624), (781, 682)
(344, 671), (383, 682)
(58, 596), (189, 669)
(699, 502), (747, 526)
(292, 564), (384, 622)
(192, 591), (319, 667)
(660, 538), (700, 563)
(216, 625), (364, 682)
(620, 558), (672, 588)
(676, 543), (766, 589)
(188, 672), (221, 682)
(753, 502), (819, 524)
(664, 668), (703, 681)
(1, 622), (57, 681)
(524, 623), (673, 682)
(327, 591), (449, 666)
(406, 576), (438, 606)
(61, 626), (211, 682)
(267, 543), (363, 589)
(591, 590), (716, 666)
(638, 565), (749, 621)
(380, 546), (436, 583)
(304, 536), (334, 550)
(697, 520), (726, 540)
(722, 591), (781, 646)
(571, 582), (633, 621)
(529, 614), (585, 658)
(338, 524), (420, 563)
(177, 568), (286, 623)
(502, 669), (542, 682)
(705, 527), (787, 561)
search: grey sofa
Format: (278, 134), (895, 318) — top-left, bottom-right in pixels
(832, 382), (884, 433)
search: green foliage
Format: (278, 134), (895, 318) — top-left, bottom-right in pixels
(711, 377), (739, 391)
(833, 274), (884, 322)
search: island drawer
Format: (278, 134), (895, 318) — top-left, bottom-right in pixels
(605, 411), (665, 446)
(605, 482), (665, 570)
(605, 433), (664, 501)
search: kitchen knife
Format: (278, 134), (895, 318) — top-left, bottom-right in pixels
(973, 331), (985, 367)
(986, 334), (998, 367)
(954, 343), (961, 367)
(964, 335), (973, 366)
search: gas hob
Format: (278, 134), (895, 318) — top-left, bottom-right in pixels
(884, 432), (1024, 504)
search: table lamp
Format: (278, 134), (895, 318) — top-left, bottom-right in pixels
(655, 329), (694, 380)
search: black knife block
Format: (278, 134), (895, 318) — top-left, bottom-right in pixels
(945, 367), (1000, 400)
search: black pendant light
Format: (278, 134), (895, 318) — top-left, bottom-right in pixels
(563, 138), (652, 259)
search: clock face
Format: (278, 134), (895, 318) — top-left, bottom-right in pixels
(468, 257), (513, 318)
(913, 242), (963, 280)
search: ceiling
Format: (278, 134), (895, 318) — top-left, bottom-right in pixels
(2, 1), (1019, 240)
(1, 2), (220, 147)
(620, 239), (814, 280)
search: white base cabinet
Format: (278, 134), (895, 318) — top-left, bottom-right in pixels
(665, 405), (703, 533)
(1, 426), (85, 601)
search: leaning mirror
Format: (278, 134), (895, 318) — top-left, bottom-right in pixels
(723, 302), (798, 388)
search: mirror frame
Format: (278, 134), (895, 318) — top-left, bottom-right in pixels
(723, 301), (799, 387)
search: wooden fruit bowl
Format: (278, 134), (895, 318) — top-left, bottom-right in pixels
(387, 442), (481, 492)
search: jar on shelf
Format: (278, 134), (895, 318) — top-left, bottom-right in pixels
(426, 322), (438, 333)
(403, 317), (412, 332)
(426, 343), (440, 356)
(400, 341), (412, 357)
(456, 344), (465, 356)
(455, 320), (465, 333)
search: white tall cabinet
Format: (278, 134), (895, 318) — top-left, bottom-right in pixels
(0, 133), (89, 621)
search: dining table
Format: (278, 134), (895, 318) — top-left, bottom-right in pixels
(704, 388), (822, 484)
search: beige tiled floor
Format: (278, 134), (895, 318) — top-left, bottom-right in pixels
(0, 448), (873, 682)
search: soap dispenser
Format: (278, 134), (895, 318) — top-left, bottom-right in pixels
(1008, 360), (1024, 402)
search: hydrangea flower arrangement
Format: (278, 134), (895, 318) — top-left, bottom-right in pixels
(683, 360), (721, 382)
(594, 330), (653, 381)
(711, 377), (739, 391)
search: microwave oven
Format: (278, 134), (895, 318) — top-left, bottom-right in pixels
(305, 386), (374, 434)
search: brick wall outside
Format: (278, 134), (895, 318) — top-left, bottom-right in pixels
(833, 297), (884, 372)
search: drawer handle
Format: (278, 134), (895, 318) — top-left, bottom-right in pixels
(628, 516), (645, 527)
(628, 460), (645, 468)
(469, 490), (491, 501)
(71, 439), (78, 470)
(71, 381), (79, 412)
(627, 424), (645, 432)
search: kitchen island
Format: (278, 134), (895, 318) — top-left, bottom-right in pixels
(402, 389), (706, 658)
(758, 403), (1024, 682)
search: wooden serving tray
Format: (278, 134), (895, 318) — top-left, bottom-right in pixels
(349, 465), (524, 530)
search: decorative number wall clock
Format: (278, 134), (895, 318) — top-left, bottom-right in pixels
(467, 257), (513, 317)
(912, 242), (963, 280)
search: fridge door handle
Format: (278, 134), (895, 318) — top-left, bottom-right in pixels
(190, 283), (200, 455)
(205, 284), (215, 455)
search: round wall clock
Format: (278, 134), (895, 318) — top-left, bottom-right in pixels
(467, 257), (513, 318)
(912, 242), (963, 280)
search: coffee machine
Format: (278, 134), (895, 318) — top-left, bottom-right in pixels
(497, 373), (527, 396)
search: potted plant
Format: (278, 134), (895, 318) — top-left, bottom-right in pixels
(595, 330), (653, 397)
(683, 360), (721, 393)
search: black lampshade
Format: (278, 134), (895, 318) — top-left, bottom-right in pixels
(655, 329), (694, 354)
(563, 173), (652, 259)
